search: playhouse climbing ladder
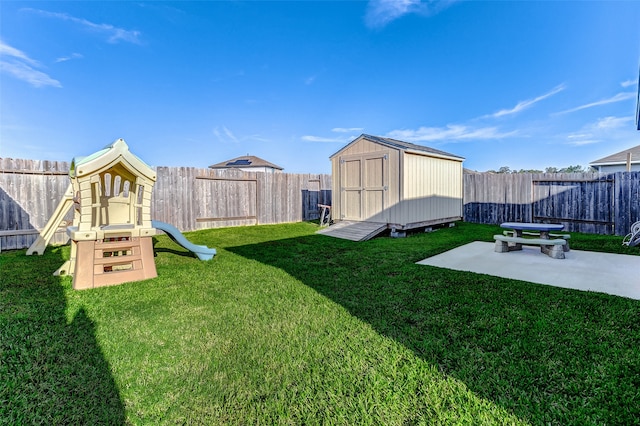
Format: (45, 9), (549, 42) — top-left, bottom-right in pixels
(69, 229), (157, 289)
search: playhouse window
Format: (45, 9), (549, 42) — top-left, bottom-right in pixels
(136, 185), (145, 225)
(113, 175), (121, 196)
(103, 173), (112, 196)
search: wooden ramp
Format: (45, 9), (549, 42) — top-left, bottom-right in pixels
(316, 221), (388, 242)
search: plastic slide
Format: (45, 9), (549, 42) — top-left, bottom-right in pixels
(27, 184), (74, 255)
(152, 220), (216, 260)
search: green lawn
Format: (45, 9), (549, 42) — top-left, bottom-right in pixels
(1, 222), (639, 425)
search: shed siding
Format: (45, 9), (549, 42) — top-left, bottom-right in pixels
(362, 154), (388, 221)
(330, 135), (462, 229)
(387, 149), (400, 216)
(330, 139), (400, 222)
(331, 155), (341, 219)
(397, 153), (463, 224)
(338, 139), (390, 156)
(593, 164), (640, 173)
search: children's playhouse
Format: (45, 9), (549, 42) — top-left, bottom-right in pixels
(28, 139), (215, 290)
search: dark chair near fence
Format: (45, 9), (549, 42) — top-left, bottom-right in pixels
(318, 204), (331, 227)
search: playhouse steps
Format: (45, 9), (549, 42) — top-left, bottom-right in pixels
(72, 235), (157, 290)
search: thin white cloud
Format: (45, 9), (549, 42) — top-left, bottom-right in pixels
(213, 126), (239, 143)
(306, 124), (515, 144)
(365, 0), (457, 29)
(386, 124), (517, 142)
(0, 41), (39, 66)
(565, 116), (634, 146)
(303, 127), (365, 143)
(55, 53), (83, 63)
(567, 138), (599, 147)
(489, 84), (566, 118)
(302, 135), (354, 143)
(246, 134), (271, 143)
(555, 92), (636, 115)
(213, 127), (269, 144)
(23, 8), (142, 44)
(223, 127), (239, 143)
(0, 40), (61, 88)
(566, 133), (599, 146)
(304, 68), (326, 85)
(621, 79), (637, 88)
(594, 116), (633, 130)
(0, 61), (62, 88)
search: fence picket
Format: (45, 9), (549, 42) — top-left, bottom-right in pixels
(464, 172), (640, 236)
(1, 159), (332, 249)
(3, 159), (639, 251)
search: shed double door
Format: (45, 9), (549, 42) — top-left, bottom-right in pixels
(339, 152), (389, 222)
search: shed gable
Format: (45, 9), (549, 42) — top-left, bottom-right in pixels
(330, 134), (464, 162)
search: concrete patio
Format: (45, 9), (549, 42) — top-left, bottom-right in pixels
(417, 241), (640, 300)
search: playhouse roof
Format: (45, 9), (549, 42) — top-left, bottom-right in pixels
(209, 155), (284, 171)
(70, 138), (156, 181)
(330, 134), (465, 162)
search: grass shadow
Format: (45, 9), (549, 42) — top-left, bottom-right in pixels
(152, 236), (205, 259)
(152, 246), (199, 259)
(227, 222), (640, 424)
(0, 247), (126, 424)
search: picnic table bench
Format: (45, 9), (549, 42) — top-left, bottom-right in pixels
(494, 222), (567, 259)
(501, 230), (571, 251)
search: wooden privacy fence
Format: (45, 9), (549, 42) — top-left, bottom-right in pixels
(464, 172), (640, 236)
(0, 158), (331, 250)
(154, 166), (331, 231)
(4, 159), (639, 250)
(0, 159), (72, 250)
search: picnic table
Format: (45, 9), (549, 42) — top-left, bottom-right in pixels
(494, 222), (568, 259)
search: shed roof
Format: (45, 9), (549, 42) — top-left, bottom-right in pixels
(330, 134), (465, 161)
(590, 144), (640, 166)
(209, 155), (284, 170)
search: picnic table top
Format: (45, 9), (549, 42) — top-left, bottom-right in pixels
(500, 222), (564, 232)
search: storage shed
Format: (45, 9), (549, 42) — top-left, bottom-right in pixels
(328, 134), (464, 238)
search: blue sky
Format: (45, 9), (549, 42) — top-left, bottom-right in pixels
(1, 1), (639, 173)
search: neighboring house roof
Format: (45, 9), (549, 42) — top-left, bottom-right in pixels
(590, 144), (640, 166)
(209, 155), (284, 170)
(330, 134), (465, 161)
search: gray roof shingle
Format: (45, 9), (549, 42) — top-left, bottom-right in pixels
(590, 144), (640, 165)
(331, 134), (464, 160)
(209, 155), (283, 170)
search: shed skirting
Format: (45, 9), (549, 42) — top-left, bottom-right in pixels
(388, 216), (462, 231)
